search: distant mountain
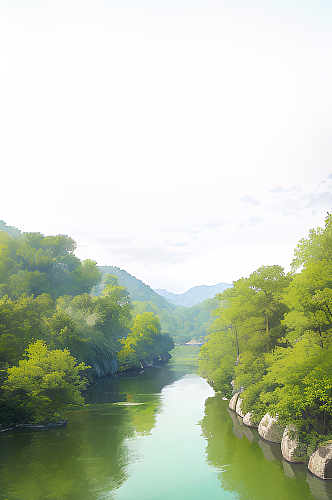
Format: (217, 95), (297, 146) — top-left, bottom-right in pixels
(95, 266), (176, 312)
(154, 282), (232, 308)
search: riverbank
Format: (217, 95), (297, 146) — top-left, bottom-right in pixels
(229, 391), (332, 481)
(1, 346), (328, 500)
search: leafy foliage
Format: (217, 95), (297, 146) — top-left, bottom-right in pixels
(95, 266), (176, 312)
(130, 297), (220, 344)
(117, 312), (174, 370)
(199, 265), (289, 393)
(0, 230), (101, 300)
(0, 340), (88, 426)
(0, 224), (176, 428)
(199, 213), (332, 447)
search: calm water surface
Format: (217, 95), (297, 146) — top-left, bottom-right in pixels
(1, 347), (331, 500)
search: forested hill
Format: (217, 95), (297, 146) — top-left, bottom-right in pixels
(95, 266), (176, 312)
(0, 223), (174, 427)
(94, 267), (222, 344)
(155, 282), (232, 307)
(199, 213), (332, 459)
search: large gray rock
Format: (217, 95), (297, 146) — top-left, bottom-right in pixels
(281, 425), (309, 463)
(228, 392), (239, 411)
(243, 411), (259, 428)
(258, 413), (284, 443)
(235, 397), (245, 418)
(308, 443), (332, 479)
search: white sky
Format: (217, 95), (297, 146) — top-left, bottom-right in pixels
(1, 0), (332, 293)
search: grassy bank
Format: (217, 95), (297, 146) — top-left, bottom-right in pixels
(168, 345), (200, 374)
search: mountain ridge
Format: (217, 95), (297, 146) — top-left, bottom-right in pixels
(95, 266), (177, 312)
(154, 282), (232, 308)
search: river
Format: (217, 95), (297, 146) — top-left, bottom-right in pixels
(1, 346), (331, 500)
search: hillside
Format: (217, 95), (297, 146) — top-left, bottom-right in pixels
(155, 282), (232, 307)
(131, 297), (220, 344)
(95, 269), (228, 343)
(95, 266), (176, 312)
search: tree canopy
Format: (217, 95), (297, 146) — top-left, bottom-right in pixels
(117, 312), (174, 371)
(0, 224), (175, 427)
(0, 340), (88, 426)
(199, 213), (332, 449)
(0, 230), (101, 300)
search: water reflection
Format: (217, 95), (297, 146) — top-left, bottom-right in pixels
(113, 375), (232, 500)
(2, 349), (331, 500)
(0, 370), (172, 500)
(200, 394), (332, 500)
(0, 352), (199, 500)
(0, 406), (131, 500)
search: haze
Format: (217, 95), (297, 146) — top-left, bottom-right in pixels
(1, 0), (332, 293)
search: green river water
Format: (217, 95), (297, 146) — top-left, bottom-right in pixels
(1, 346), (332, 500)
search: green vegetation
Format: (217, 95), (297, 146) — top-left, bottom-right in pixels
(0, 225), (173, 427)
(199, 213), (332, 450)
(168, 345), (200, 374)
(130, 297), (220, 344)
(168, 345), (200, 365)
(95, 266), (176, 312)
(95, 267), (221, 344)
(117, 312), (174, 371)
(1, 340), (88, 427)
(0, 224), (101, 300)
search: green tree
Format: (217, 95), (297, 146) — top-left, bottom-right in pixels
(0, 293), (54, 368)
(0, 340), (88, 426)
(118, 312), (173, 370)
(283, 215), (332, 347)
(199, 266), (289, 395)
(0, 230), (102, 300)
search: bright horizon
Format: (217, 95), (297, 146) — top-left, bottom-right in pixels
(1, 0), (332, 293)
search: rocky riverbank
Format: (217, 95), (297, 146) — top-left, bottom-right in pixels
(229, 391), (332, 480)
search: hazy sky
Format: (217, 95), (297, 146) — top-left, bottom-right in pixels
(1, 0), (332, 293)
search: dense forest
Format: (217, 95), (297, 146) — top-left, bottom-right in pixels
(95, 268), (221, 344)
(199, 213), (332, 457)
(3, 212), (332, 449)
(0, 223), (173, 427)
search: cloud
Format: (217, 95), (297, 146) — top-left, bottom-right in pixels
(306, 192), (332, 207)
(104, 245), (188, 265)
(169, 242), (188, 247)
(94, 237), (133, 245)
(270, 186), (300, 193)
(239, 196), (260, 206)
(249, 215), (263, 226)
(199, 221), (228, 229)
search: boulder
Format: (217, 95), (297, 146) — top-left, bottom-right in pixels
(281, 425), (309, 463)
(243, 412), (259, 428)
(308, 443), (332, 479)
(235, 397), (245, 418)
(228, 392), (239, 411)
(258, 413), (284, 443)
